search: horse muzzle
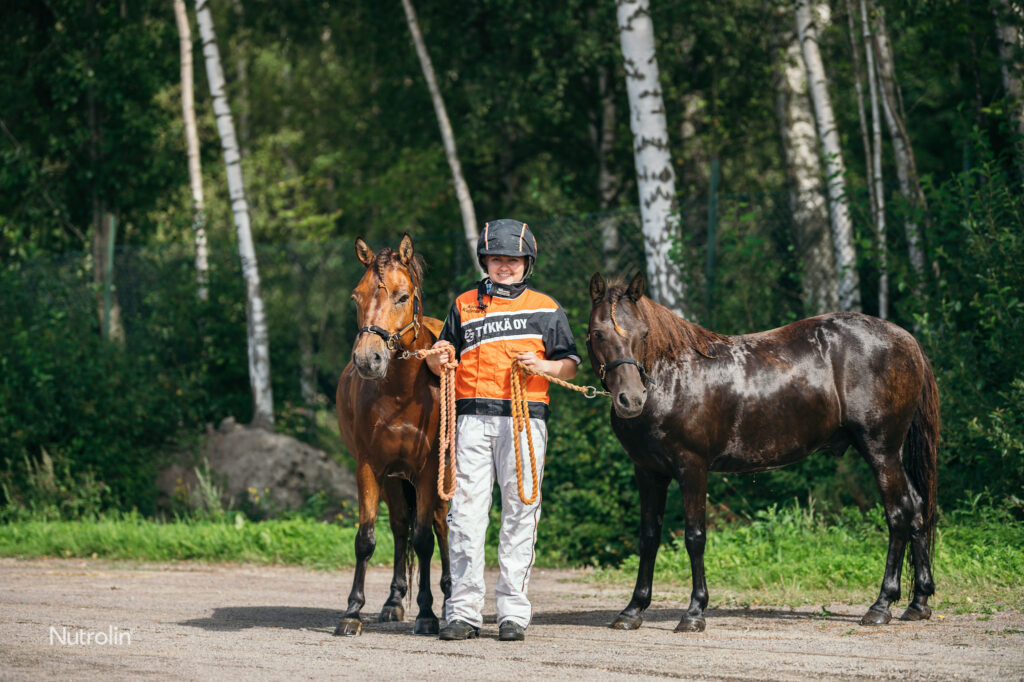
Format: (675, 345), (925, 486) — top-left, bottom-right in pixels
(353, 340), (390, 380)
(612, 388), (646, 418)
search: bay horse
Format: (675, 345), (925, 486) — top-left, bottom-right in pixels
(587, 272), (939, 632)
(334, 234), (451, 636)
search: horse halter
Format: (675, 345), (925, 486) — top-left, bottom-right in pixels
(356, 282), (422, 352)
(598, 357), (655, 389)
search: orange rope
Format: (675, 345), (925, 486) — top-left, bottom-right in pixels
(510, 360), (541, 505)
(412, 346), (458, 501)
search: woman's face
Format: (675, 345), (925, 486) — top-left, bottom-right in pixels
(485, 254), (527, 284)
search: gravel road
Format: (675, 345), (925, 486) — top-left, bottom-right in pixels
(1, 558), (1022, 680)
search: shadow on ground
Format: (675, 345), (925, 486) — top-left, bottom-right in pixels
(180, 604), (860, 634)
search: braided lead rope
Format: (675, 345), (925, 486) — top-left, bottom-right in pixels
(509, 358), (611, 505)
(409, 346), (459, 501)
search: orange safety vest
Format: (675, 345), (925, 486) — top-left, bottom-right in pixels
(439, 283), (580, 421)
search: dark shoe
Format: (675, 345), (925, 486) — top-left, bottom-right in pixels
(498, 620), (526, 641)
(439, 620), (479, 641)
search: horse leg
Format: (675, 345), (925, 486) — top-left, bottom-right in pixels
(611, 466), (669, 630)
(410, 483), (441, 635)
(901, 480), (935, 621)
(434, 502), (452, 620)
(675, 466), (709, 633)
(378, 478), (412, 623)
(334, 462), (380, 636)
(861, 446), (915, 626)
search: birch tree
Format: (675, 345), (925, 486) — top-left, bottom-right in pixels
(859, 0), (888, 318)
(994, 0), (1024, 178)
(400, 0), (481, 275)
(772, 4), (840, 315)
(591, 62), (623, 272)
(173, 0), (209, 300)
(617, 0), (687, 315)
(196, 0), (274, 429)
(870, 3), (927, 286)
(795, 0), (861, 312)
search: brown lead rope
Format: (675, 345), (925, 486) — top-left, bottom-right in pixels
(408, 346), (459, 501)
(510, 358), (611, 505)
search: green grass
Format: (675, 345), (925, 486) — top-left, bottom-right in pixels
(594, 502), (1024, 613)
(1, 503), (1020, 614)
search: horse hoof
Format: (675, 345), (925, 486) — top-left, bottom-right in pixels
(413, 617), (440, 635)
(379, 605), (405, 622)
(674, 616), (706, 633)
(334, 618), (362, 636)
(860, 608), (892, 626)
(900, 604), (932, 621)
(610, 614), (643, 630)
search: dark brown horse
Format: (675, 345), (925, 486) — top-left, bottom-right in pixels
(587, 272), (939, 633)
(334, 234), (450, 636)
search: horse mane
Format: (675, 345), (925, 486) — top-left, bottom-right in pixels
(373, 248), (424, 290)
(605, 280), (728, 363)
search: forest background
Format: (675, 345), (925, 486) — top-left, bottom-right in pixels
(1, 0), (1022, 567)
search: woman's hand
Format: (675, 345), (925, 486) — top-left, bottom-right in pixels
(515, 352), (577, 381)
(426, 340), (454, 376)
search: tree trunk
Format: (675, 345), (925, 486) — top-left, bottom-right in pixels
(994, 0), (1024, 178)
(795, 0), (861, 312)
(174, 0), (209, 300)
(591, 62), (622, 273)
(617, 0), (688, 316)
(859, 0), (887, 318)
(870, 3), (927, 286)
(400, 0), (481, 275)
(772, 3), (839, 315)
(844, 0), (876, 222)
(196, 0), (275, 429)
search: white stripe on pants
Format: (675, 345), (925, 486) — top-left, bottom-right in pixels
(445, 413), (547, 629)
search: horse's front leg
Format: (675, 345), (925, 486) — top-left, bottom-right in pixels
(612, 466), (669, 630)
(379, 478), (412, 623)
(334, 462), (380, 636)
(675, 466), (709, 633)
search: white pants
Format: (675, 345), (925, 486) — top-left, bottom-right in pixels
(445, 413), (547, 629)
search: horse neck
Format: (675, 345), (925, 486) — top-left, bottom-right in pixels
(639, 295), (723, 363)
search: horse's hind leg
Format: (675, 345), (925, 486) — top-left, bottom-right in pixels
(861, 445), (916, 626)
(434, 502), (452, 619)
(378, 478), (412, 623)
(675, 466), (709, 633)
(612, 466), (669, 631)
(335, 462), (380, 636)
(901, 484), (935, 621)
(409, 484), (443, 635)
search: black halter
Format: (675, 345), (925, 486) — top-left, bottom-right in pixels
(357, 292), (421, 352)
(586, 337), (655, 390)
(598, 357), (655, 389)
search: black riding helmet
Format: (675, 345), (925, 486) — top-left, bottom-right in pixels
(477, 219), (538, 281)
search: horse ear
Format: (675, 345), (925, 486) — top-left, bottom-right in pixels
(627, 271), (645, 301)
(354, 237), (374, 267)
(398, 233), (414, 265)
(589, 272), (606, 303)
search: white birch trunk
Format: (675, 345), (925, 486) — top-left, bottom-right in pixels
(870, 4), (927, 285)
(617, 0), (687, 316)
(196, 0), (274, 429)
(400, 0), (481, 276)
(994, 0), (1024, 175)
(796, 0), (861, 312)
(773, 6), (839, 315)
(174, 0), (209, 300)
(860, 0), (887, 318)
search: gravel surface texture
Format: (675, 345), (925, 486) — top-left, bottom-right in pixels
(1, 558), (1022, 680)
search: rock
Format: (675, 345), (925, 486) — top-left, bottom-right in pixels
(156, 417), (357, 519)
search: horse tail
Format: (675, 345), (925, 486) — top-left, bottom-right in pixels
(905, 349), (940, 554)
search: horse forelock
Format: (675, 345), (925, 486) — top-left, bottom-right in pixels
(372, 248), (424, 291)
(602, 281), (726, 363)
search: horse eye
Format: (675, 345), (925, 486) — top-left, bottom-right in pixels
(397, 294), (410, 304)
(592, 330), (604, 341)
(641, 330), (650, 341)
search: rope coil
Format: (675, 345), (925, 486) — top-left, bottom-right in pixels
(402, 348), (609, 505)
